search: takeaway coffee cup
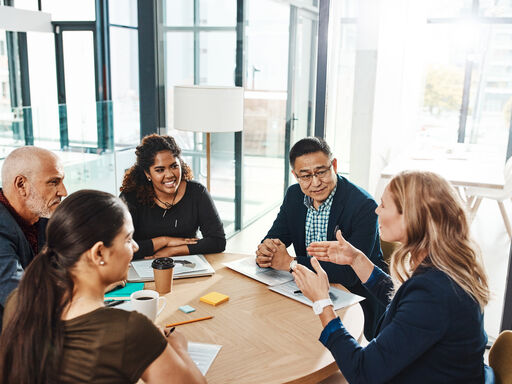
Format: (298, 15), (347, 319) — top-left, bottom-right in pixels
(152, 257), (175, 294)
(130, 289), (166, 321)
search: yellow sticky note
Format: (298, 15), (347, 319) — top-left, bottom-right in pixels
(200, 291), (229, 306)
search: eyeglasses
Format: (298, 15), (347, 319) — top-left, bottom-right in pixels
(295, 164), (333, 184)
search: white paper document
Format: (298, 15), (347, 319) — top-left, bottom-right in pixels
(269, 280), (365, 310)
(128, 255), (215, 282)
(188, 342), (222, 375)
(224, 257), (294, 286)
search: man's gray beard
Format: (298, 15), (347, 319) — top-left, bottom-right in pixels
(26, 188), (52, 219)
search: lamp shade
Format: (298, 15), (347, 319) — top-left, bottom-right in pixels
(173, 85), (244, 133)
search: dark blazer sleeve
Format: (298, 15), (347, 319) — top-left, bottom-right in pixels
(363, 266), (394, 306)
(120, 192), (154, 259)
(321, 276), (449, 384)
(262, 189), (294, 247)
(297, 180), (383, 288)
(187, 186), (226, 255)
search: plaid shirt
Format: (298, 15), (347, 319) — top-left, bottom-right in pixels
(304, 185), (337, 249)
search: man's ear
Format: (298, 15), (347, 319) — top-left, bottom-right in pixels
(14, 175), (28, 197)
(291, 169), (298, 180)
(332, 158), (338, 174)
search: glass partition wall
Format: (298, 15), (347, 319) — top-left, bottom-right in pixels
(324, 0), (512, 341)
(162, 0), (319, 233)
(0, 0), (321, 238)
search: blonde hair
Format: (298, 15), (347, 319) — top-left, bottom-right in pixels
(387, 171), (489, 311)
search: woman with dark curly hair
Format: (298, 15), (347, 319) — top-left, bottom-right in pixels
(120, 134), (225, 259)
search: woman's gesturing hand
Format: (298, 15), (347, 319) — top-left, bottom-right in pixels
(306, 230), (364, 267)
(292, 257), (330, 303)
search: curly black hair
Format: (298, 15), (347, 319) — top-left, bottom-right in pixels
(120, 134), (193, 205)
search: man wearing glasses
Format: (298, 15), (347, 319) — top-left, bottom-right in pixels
(255, 137), (386, 340)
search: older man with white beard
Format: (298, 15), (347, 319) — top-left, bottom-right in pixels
(0, 147), (67, 327)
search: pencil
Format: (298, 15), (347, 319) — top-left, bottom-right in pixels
(166, 315), (213, 327)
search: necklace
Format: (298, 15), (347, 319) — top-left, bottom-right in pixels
(155, 192), (177, 218)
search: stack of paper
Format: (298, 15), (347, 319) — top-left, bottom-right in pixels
(128, 254), (215, 282)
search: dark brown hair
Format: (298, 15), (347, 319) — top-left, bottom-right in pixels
(0, 190), (127, 384)
(120, 134), (193, 205)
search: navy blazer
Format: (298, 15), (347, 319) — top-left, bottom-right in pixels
(0, 203), (47, 328)
(264, 175), (387, 339)
(321, 266), (487, 383)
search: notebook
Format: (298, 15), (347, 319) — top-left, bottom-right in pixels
(127, 254), (215, 282)
(104, 282), (144, 300)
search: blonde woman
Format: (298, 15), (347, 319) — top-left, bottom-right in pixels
(293, 171), (492, 383)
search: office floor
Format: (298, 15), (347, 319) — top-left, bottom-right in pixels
(226, 197), (505, 382)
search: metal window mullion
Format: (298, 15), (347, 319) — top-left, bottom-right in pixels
(234, 0), (244, 230)
(17, 32), (33, 145)
(284, 6), (298, 192)
(53, 24), (69, 149)
(95, 0), (113, 151)
(314, 0), (329, 138)
(5, 31), (23, 142)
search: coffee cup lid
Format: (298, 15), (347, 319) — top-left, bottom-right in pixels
(151, 257), (175, 270)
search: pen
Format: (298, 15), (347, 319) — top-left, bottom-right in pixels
(166, 315), (213, 327)
(105, 300), (126, 307)
(293, 290), (302, 295)
(106, 280), (127, 293)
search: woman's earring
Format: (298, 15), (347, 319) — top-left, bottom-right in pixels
(100, 260), (105, 265)
(147, 177), (151, 182)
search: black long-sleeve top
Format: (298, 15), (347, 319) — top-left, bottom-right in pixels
(120, 180), (226, 260)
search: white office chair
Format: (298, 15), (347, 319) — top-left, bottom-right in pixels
(465, 157), (512, 238)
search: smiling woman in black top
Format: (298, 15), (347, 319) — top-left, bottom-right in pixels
(120, 134), (226, 260)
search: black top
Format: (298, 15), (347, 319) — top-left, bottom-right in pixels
(120, 180), (226, 259)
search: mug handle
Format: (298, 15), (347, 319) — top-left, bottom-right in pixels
(157, 297), (166, 317)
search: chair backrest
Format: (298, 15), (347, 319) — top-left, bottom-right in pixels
(489, 330), (512, 384)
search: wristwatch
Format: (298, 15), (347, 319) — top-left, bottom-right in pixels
(289, 258), (297, 273)
(313, 298), (334, 315)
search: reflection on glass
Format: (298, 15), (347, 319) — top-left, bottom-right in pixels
(109, 0), (138, 27)
(164, 0), (193, 26)
(62, 31), (97, 147)
(165, 31), (194, 131)
(11, 0), (38, 11)
(426, 0), (474, 18)
(0, 32), (15, 147)
(199, 0), (236, 26)
(42, 0), (95, 21)
(26, 32), (60, 149)
(110, 27), (140, 146)
(199, 32), (236, 85)
(242, 0), (289, 225)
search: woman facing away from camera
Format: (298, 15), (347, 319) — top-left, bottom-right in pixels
(0, 190), (205, 384)
(120, 134), (226, 260)
(293, 171), (493, 383)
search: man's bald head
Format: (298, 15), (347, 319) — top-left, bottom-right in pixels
(2, 147), (58, 194)
(1, 147), (66, 223)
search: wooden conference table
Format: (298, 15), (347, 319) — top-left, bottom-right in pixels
(145, 253), (364, 384)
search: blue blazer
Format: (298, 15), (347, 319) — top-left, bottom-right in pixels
(264, 175), (387, 339)
(0, 202), (47, 328)
(321, 266), (488, 383)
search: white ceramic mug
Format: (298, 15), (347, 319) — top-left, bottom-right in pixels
(130, 289), (166, 321)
